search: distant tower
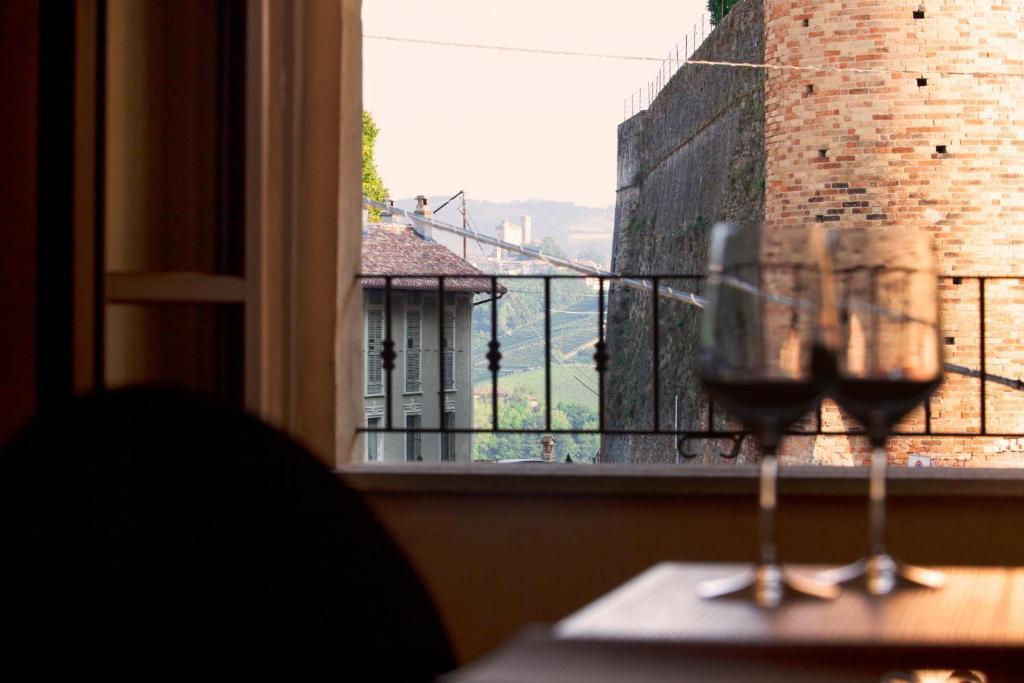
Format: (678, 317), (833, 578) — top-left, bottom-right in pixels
(521, 215), (532, 245)
(495, 219), (510, 262)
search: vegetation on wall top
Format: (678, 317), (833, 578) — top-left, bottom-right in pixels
(708, 0), (741, 26)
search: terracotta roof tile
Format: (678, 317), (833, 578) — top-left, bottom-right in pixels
(360, 224), (499, 293)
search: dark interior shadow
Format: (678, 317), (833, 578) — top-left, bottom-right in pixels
(0, 387), (455, 677)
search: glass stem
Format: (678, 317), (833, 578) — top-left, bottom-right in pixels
(758, 451), (779, 567)
(869, 444), (888, 557)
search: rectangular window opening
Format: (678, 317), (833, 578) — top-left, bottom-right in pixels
(441, 412), (456, 462)
(405, 414), (422, 461)
(366, 417), (381, 461)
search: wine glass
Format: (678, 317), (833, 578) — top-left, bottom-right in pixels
(696, 223), (839, 607)
(818, 228), (945, 594)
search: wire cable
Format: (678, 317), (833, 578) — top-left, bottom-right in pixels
(364, 34), (1024, 80)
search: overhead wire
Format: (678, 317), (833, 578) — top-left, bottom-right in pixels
(364, 33), (1024, 80)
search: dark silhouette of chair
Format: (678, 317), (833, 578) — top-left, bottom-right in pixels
(0, 388), (455, 678)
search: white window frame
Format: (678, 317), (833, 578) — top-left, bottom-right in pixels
(366, 416), (381, 461)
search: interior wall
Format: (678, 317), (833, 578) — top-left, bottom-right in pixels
(360, 485), (1024, 663)
(0, 2), (39, 444)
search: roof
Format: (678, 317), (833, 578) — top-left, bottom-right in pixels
(361, 223), (501, 294)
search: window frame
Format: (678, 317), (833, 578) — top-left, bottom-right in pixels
(405, 413), (423, 462)
(366, 416), (382, 461)
(295, 0), (1024, 487)
(441, 411), (456, 462)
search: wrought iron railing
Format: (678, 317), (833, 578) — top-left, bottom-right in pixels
(358, 273), (1024, 460)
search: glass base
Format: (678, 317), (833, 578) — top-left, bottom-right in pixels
(816, 553), (945, 595)
(697, 563), (840, 608)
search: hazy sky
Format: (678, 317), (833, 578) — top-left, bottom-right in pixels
(363, 1), (710, 208)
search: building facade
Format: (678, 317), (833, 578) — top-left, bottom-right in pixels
(361, 218), (494, 463)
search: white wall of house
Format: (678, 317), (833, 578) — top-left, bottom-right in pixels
(363, 288), (474, 463)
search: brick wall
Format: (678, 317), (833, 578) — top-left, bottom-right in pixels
(764, 0), (1024, 466)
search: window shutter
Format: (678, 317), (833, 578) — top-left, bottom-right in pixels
(366, 308), (384, 394)
(405, 414), (421, 461)
(406, 309), (421, 392)
(442, 412), (455, 462)
(443, 308), (455, 391)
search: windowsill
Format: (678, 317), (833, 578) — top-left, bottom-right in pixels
(403, 391), (423, 396)
(337, 463), (1024, 498)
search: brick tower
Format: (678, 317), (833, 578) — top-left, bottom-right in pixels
(764, 0), (1024, 465)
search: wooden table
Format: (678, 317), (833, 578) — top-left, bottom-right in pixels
(446, 562), (1024, 682)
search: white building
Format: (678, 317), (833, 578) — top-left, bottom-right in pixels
(361, 210), (498, 463)
(494, 215), (532, 262)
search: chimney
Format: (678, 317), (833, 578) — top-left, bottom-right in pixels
(413, 195), (432, 240)
(521, 215), (532, 245)
(540, 435), (556, 463)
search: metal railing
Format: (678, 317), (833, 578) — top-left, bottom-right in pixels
(358, 273), (1024, 460)
(624, 14), (711, 120)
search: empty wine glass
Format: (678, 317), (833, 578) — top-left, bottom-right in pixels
(696, 223), (839, 607)
(818, 228), (945, 594)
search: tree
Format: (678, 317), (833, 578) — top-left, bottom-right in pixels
(539, 236), (567, 259)
(708, 0), (740, 26)
(362, 111), (389, 220)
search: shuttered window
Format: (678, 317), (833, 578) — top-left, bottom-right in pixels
(443, 307), (455, 391)
(405, 414), (422, 461)
(441, 412), (455, 462)
(405, 308), (421, 393)
(366, 307), (384, 395)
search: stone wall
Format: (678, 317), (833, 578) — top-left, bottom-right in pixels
(603, 0), (766, 463)
(765, 0), (1024, 466)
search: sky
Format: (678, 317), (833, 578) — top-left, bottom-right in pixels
(362, 0), (711, 208)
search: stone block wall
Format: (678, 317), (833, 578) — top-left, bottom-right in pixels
(604, 0), (765, 463)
